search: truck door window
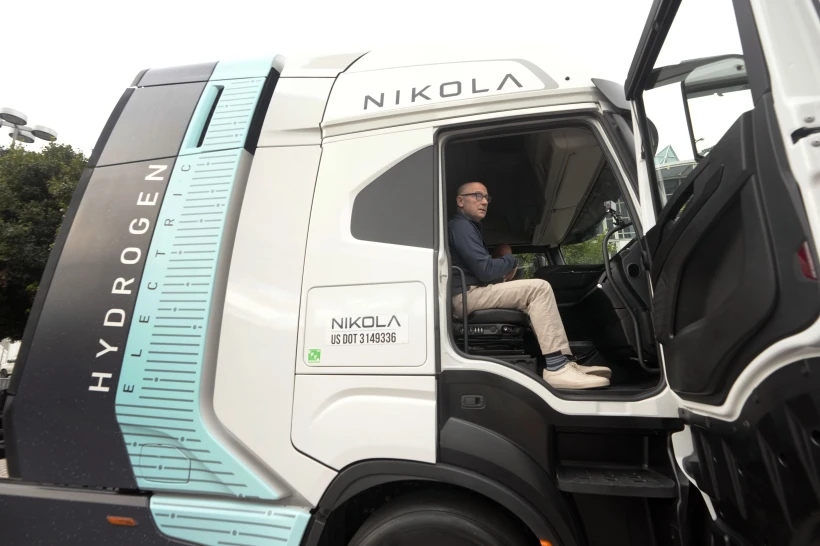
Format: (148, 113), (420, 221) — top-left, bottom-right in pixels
(350, 146), (435, 249)
(643, 0), (752, 207)
(561, 172), (635, 266)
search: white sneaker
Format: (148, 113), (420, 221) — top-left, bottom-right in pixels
(570, 361), (612, 379)
(543, 364), (610, 389)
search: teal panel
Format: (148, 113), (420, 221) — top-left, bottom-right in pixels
(210, 57), (275, 81)
(179, 76), (266, 156)
(151, 495), (310, 546)
(115, 59), (280, 500)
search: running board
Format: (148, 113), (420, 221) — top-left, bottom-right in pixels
(556, 464), (677, 498)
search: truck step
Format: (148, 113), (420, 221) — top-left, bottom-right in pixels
(556, 464), (677, 498)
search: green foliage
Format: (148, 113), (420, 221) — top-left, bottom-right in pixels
(561, 233), (618, 265)
(0, 144), (87, 340)
(516, 253), (536, 278)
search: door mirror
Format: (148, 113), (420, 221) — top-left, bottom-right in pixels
(682, 55), (753, 159)
(646, 117), (660, 157)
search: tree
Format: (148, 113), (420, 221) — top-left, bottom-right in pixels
(0, 144), (87, 340)
(561, 233), (618, 265)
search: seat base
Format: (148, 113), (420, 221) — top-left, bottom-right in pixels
(453, 308), (536, 366)
(466, 308), (530, 327)
(454, 322), (529, 355)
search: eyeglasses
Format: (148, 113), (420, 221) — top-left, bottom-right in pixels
(460, 192), (492, 203)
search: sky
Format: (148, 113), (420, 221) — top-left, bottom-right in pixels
(1, 0), (656, 155)
(2, 0), (747, 162)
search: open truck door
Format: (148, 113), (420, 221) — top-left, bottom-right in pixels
(625, 0), (820, 542)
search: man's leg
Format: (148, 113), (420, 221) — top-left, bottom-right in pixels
(455, 280), (569, 355)
(452, 280), (609, 389)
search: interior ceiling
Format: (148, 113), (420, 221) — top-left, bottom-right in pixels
(446, 127), (605, 248)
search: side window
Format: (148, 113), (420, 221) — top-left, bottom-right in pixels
(560, 169), (635, 265)
(512, 252), (544, 279)
(350, 146), (434, 249)
(643, 0), (752, 207)
(562, 232), (621, 266)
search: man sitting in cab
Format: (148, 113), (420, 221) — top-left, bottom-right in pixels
(449, 181), (611, 390)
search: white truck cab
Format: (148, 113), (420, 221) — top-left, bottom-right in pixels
(1, 0), (820, 544)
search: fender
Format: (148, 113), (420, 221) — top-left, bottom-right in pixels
(299, 459), (560, 546)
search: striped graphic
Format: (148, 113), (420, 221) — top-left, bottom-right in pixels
(115, 59), (280, 500)
(151, 495), (310, 546)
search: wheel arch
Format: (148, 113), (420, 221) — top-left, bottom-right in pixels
(299, 459), (557, 546)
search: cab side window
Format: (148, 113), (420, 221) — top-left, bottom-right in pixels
(561, 200), (632, 266)
(350, 146), (435, 249)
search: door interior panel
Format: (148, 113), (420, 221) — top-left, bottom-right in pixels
(535, 264), (604, 305)
(648, 98), (820, 404)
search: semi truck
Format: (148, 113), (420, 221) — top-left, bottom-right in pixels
(1, 0), (819, 544)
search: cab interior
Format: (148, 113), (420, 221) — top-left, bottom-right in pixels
(442, 122), (662, 395)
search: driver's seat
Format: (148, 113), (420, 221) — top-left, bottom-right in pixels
(466, 308), (530, 327)
(450, 266), (538, 372)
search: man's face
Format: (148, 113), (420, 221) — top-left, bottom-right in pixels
(457, 182), (490, 221)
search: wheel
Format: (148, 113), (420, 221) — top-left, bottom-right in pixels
(348, 490), (532, 546)
(0, 369), (7, 378)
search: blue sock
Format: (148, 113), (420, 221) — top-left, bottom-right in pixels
(545, 351), (568, 372)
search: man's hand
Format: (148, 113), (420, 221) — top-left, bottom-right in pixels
(493, 243), (517, 282)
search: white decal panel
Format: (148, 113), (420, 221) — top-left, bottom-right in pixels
(304, 282), (426, 367)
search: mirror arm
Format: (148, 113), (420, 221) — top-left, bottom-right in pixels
(604, 201), (625, 227)
(680, 81), (704, 162)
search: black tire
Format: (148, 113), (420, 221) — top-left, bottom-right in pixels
(348, 490), (532, 546)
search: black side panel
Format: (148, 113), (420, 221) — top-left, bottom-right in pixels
(95, 83), (205, 167)
(438, 370), (683, 546)
(88, 88), (135, 168)
(244, 67), (281, 154)
(5, 167), (93, 399)
(439, 417), (577, 544)
(681, 358), (820, 545)
(6, 160), (175, 488)
(136, 62), (217, 87)
(301, 459), (558, 546)
(4, 74), (206, 486)
(350, 146), (435, 249)
(4, 87), (139, 468)
(649, 99), (820, 404)
(0, 483), (193, 545)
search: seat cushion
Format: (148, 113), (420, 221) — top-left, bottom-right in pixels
(467, 308), (530, 326)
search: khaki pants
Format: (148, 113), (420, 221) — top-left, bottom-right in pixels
(453, 279), (571, 356)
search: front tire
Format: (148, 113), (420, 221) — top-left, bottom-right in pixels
(348, 490), (532, 546)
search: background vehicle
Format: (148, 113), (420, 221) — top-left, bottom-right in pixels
(0, 340), (19, 378)
(1, 0), (819, 544)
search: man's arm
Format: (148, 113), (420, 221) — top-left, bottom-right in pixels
(451, 221), (515, 282)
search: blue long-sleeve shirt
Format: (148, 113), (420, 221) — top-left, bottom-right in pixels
(449, 211), (516, 293)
